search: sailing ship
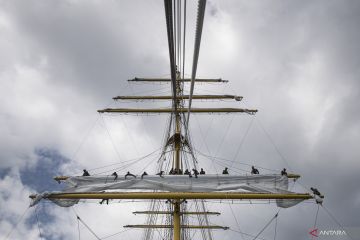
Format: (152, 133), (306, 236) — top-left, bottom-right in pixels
(29, 1), (324, 239)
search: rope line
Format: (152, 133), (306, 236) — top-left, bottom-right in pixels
(3, 206), (29, 240)
(273, 215), (278, 240)
(229, 229), (268, 240)
(164, 0), (178, 113)
(71, 207), (101, 240)
(186, 0), (207, 129)
(229, 204), (246, 240)
(231, 116), (255, 168)
(252, 213), (279, 240)
(101, 229), (129, 240)
(34, 205), (43, 239)
(77, 216), (81, 240)
(256, 118), (293, 171)
(314, 204), (320, 228)
(182, 0), (187, 80)
(77, 216), (101, 240)
(101, 116), (123, 162)
(321, 205), (354, 240)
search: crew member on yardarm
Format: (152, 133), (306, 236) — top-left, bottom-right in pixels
(311, 187), (322, 196)
(125, 171), (136, 179)
(193, 168), (199, 178)
(100, 199), (109, 205)
(141, 171), (148, 179)
(200, 168), (206, 175)
(251, 166), (259, 174)
(112, 172), (118, 180)
(222, 167), (229, 174)
(156, 170), (165, 178)
(82, 169), (90, 176)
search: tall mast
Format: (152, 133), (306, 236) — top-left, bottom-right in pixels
(29, 1), (323, 239)
(173, 70), (182, 240)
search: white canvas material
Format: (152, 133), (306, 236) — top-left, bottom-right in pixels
(30, 174), (304, 208)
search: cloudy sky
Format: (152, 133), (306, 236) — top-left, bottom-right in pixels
(1, 0), (360, 239)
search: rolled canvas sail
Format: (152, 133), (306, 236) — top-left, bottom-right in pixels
(31, 174), (304, 208)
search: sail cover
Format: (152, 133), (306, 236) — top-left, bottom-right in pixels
(31, 174), (304, 208)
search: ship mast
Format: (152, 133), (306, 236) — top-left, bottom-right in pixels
(29, 1), (318, 239)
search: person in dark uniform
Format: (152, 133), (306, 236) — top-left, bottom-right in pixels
(251, 166), (259, 174)
(141, 171), (148, 179)
(184, 169), (190, 174)
(193, 169), (199, 178)
(82, 169), (90, 176)
(156, 170), (165, 178)
(222, 167), (229, 174)
(311, 187), (322, 196)
(281, 168), (287, 176)
(112, 172), (118, 180)
(125, 171), (136, 179)
(200, 168), (206, 175)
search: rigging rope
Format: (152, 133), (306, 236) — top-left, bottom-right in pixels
(182, 0), (187, 80)
(230, 116), (255, 168)
(321, 205), (354, 240)
(76, 216), (101, 240)
(214, 115), (235, 156)
(229, 204), (246, 240)
(229, 229), (268, 240)
(164, 0), (178, 113)
(81, 147), (160, 173)
(3, 206), (29, 240)
(194, 115), (218, 174)
(71, 207), (101, 240)
(101, 116), (124, 162)
(34, 205), (43, 239)
(251, 213), (279, 240)
(313, 204), (320, 228)
(101, 229), (129, 240)
(273, 215), (278, 240)
(256, 118), (293, 171)
(186, 0), (207, 131)
(77, 216), (81, 240)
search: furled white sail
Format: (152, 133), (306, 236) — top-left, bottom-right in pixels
(31, 174), (304, 208)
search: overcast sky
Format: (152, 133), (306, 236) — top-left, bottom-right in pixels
(1, 0), (360, 239)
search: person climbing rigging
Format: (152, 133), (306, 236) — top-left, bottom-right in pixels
(281, 168), (287, 176)
(112, 172), (118, 180)
(141, 171), (148, 179)
(82, 169), (90, 176)
(125, 171), (136, 179)
(222, 167), (229, 174)
(200, 168), (206, 175)
(193, 169), (199, 178)
(251, 166), (259, 174)
(156, 170), (165, 178)
(311, 187), (322, 196)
